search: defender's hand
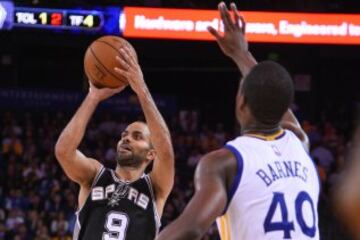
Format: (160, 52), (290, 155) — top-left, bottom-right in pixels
(207, 2), (248, 60)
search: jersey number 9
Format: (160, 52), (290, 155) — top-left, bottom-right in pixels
(103, 211), (129, 240)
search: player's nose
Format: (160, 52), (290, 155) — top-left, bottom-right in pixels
(122, 136), (131, 144)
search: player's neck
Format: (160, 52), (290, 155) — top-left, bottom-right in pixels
(242, 122), (281, 135)
(115, 166), (144, 182)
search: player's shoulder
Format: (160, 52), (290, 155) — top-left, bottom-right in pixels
(283, 129), (310, 153)
(226, 134), (262, 146)
(224, 135), (259, 155)
(200, 148), (236, 164)
(195, 148), (242, 197)
(89, 164), (114, 186)
(196, 148), (238, 177)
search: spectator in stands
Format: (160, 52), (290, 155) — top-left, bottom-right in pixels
(311, 139), (335, 173)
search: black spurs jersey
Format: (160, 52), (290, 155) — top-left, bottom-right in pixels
(73, 166), (161, 240)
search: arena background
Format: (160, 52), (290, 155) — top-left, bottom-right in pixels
(0, 0), (359, 239)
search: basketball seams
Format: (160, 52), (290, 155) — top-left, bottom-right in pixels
(88, 46), (128, 85)
(84, 36), (137, 88)
(97, 40), (138, 62)
(84, 64), (103, 88)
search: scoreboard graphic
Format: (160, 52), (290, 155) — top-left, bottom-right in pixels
(0, 2), (359, 45)
(0, 1), (121, 34)
(14, 8), (103, 30)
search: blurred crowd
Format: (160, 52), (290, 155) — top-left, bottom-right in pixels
(0, 106), (355, 239)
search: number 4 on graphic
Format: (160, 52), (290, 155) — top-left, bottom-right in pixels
(83, 15), (94, 28)
(103, 211), (129, 240)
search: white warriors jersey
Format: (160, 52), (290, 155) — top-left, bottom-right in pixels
(217, 129), (320, 240)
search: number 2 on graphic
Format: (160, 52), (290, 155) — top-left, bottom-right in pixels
(50, 13), (62, 25)
(103, 211), (129, 240)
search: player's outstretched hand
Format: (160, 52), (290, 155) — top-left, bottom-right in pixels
(114, 47), (146, 95)
(88, 80), (125, 102)
(208, 2), (248, 60)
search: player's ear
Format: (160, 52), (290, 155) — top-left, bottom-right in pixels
(146, 149), (156, 162)
(237, 94), (247, 111)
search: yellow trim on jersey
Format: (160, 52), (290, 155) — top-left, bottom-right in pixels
(217, 217), (226, 240)
(245, 129), (285, 141)
(217, 214), (231, 240)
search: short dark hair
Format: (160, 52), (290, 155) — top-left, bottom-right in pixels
(133, 121), (154, 149)
(241, 61), (294, 125)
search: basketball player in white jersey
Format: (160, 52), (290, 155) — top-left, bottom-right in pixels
(157, 2), (319, 240)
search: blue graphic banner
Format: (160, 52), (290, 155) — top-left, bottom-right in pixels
(0, 1), (13, 30)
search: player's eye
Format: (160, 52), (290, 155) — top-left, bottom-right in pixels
(134, 133), (143, 140)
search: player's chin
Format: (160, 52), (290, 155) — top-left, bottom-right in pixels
(117, 160), (138, 168)
(117, 152), (132, 161)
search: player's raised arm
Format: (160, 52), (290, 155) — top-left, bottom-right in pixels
(207, 2), (257, 76)
(157, 149), (232, 240)
(55, 82), (124, 186)
(280, 111), (309, 150)
(114, 48), (175, 216)
(209, 2), (308, 149)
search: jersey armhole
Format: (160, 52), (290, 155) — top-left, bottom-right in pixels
(76, 165), (105, 214)
(222, 144), (244, 215)
(74, 165), (105, 240)
(144, 175), (162, 234)
(307, 154), (322, 198)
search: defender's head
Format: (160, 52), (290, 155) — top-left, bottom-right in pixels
(236, 61), (294, 130)
(116, 121), (155, 168)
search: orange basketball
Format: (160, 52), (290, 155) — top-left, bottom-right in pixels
(84, 35), (138, 89)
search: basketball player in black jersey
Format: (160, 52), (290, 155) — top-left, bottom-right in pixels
(55, 47), (174, 240)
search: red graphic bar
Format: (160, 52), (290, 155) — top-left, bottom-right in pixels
(122, 7), (360, 45)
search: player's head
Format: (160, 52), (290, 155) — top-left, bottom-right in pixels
(116, 121), (155, 169)
(236, 61), (294, 130)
